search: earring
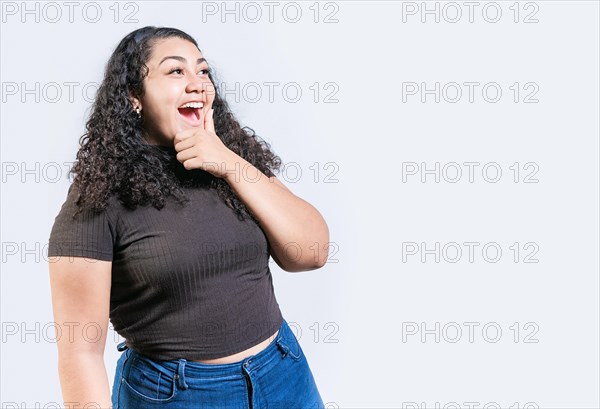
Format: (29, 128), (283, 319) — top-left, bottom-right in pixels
(134, 106), (141, 118)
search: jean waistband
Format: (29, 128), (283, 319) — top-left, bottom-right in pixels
(117, 318), (293, 382)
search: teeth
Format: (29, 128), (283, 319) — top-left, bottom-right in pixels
(179, 102), (204, 109)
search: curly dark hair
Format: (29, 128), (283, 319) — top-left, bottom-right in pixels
(69, 26), (282, 224)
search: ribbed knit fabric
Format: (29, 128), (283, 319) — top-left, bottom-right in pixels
(48, 146), (283, 360)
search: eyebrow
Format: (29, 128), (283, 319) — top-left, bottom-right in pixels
(159, 56), (207, 66)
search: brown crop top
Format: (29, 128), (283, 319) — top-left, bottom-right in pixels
(47, 146), (283, 360)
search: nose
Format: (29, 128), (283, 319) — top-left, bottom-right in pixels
(185, 73), (212, 97)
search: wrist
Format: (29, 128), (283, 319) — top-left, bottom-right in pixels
(221, 150), (245, 182)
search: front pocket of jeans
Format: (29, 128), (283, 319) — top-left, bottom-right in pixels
(122, 355), (177, 402)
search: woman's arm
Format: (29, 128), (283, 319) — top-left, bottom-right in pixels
(222, 152), (330, 272)
(48, 256), (113, 408)
(173, 109), (330, 272)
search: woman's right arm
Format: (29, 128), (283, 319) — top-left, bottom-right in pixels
(49, 256), (113, 408)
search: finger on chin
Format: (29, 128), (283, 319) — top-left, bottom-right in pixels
(174, 130), (192, 145)
(204, 108), (215, 134)
(199, 108), (205, 130)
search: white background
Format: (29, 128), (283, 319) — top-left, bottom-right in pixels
(1, 1), (599, 408)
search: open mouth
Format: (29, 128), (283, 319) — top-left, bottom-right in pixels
(177, 102), (204, 125)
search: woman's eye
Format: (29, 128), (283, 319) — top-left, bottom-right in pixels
(168, 67), (209, 75)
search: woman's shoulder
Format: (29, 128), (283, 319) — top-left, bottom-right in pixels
(57, 181), (124, 227)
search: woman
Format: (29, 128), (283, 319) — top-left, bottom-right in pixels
(48, 26), (329, 408)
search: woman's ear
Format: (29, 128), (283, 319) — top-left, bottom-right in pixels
(128, 94), (141, 111)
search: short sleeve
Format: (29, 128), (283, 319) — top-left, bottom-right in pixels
(47, 183), (115, 261)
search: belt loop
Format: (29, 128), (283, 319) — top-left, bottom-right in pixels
(117, 341), (128, 352)
(175, 359), (188, 390)
(276, 339), (289, 358)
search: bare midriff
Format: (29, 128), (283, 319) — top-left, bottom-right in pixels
(190, 329), (280, 364)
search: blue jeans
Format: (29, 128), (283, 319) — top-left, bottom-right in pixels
(111, 318), (325, 408)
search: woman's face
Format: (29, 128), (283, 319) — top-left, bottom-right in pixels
(132, 37), (216, 146)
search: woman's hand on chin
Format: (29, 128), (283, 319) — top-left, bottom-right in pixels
(173, 108), (238, 178)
